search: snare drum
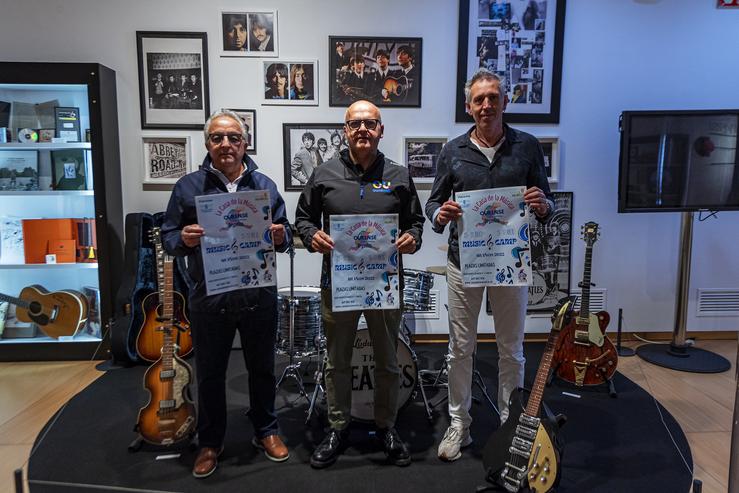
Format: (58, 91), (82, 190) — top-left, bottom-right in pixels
(276, 286), (322, 355)
(350, 327), (417, 421)
(402, 269), (434, 312)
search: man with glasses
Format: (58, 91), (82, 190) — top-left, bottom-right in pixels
(295, 100), (424, 469)
(161, 109), (292, 478)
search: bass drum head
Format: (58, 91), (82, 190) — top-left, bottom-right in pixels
(350, 326), (417, 421)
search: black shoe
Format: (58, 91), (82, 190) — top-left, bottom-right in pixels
(378, 427), (411, 466)
(310, 428), (348, 469)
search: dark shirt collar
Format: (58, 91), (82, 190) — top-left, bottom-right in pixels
(339, 148), (384, 177)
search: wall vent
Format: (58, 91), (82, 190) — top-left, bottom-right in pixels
(696, 288), (739, 317)
(570, 288), (607, 312)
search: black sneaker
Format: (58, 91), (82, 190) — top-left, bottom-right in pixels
(310, 428), (348, 469)
(378, 427), (411, 466)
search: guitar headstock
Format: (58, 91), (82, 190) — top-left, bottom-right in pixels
(551, 295), (576, 331)
(149, 227), (162, 246)
(581, 221), (600, 247)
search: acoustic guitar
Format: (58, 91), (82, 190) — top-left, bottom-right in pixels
(482, 298), (573, 493)
(136, 228), (192, 362)
(136, 231), (196, 445)
(552, 222), (618, 387)
(0, 285), (88, 338)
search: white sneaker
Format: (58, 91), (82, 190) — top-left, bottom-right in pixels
(437, 426), (472, 462)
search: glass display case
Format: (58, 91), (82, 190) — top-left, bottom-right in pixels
(0, 63), (123, 361)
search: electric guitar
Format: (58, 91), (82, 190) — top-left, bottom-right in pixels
(136, 231), (196, 445)
(135, 228), (192, 362)
(552, 222), (618, 387)
(0, 285), (88, 339)
(482, 298), (574, 493)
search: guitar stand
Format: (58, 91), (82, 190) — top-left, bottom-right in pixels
(127, 429), (197, 453)
(546, 363), (618, 398)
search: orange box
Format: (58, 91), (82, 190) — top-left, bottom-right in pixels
(21, 219), (75, 264)
(47, 239), (76, 263)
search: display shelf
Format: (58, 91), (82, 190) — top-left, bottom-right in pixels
(0, 142), (91, 150)
(0, 334), (102, 344)
(0, 190), (94, 196)
(0, 263), (98, 269)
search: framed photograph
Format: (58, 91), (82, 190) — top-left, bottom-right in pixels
(136, 31), (210, 130)
(51, 149), (87, 190)
(262, 60), (318, 105)
(283, 123), (346, 191)
(329, 36), (422, 108)
(0, 150), (38, 191)
(220, 10), (278, 57)
(403, 137), (447, 185)
(455, 0), (566, 123)
(537, 136), (559, 184)
(142, 136), (191, 184)
(54, 107), (81, 142)
(227, 108), (257, 154)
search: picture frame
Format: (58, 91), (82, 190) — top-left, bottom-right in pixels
(455, 0), (566, 123)
(54, 107), (81, 142)
(328, 36), (422, 108)
(141, 136), (191, 185)
(262, 60), (318, 106)
(220, 10), (278, 57)
(51, 149), (87, 190)
(283, 123), (346, 191)
(227, 108), (257, 154)
(402, 136), (447, 186)
(136, 31), (210, 130)
(537, 136), (559, 184)
(0, 150), (38, 191)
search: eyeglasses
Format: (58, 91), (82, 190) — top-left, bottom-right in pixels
(208, 133), (244, 145)
(345, 119), (381, 131)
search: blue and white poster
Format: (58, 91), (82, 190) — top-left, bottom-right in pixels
(195, 190), (276, 296)
(330, 214), (400, 312)
(457, 186), (531, 287)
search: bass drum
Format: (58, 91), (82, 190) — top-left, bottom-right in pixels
(350, 326), (417, 421)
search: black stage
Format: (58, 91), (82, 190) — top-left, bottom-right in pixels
(27, 343), (693, 492)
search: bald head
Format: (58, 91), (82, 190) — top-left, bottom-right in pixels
(344, 100), (381, 122)
(343, 100), (384, 169)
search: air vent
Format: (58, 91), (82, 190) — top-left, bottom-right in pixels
(570, 288), (607, 312)
(408, 289), (440, 320)
(696, 288), (739, 317)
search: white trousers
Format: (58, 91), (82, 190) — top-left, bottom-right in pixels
(446, 260), (527, 427)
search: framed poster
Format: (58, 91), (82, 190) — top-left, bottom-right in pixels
(51, 149), (87, 190)
(142, 136), (191, 184)
(283, 123), (346, 191)
(538, 136), (559, 184)
(227, 108), (257, 154)
(403, 136), (447, 185)
(329, 36), (422, 108)
(220, 10), (278, 56)
(136, 31), (210, 129)
(262, 60), (318, 105)
(456, 0), (566, 123)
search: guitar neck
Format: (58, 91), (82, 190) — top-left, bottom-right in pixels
(579, 244), (593, 316)
(524, 323), (561, 417)
(0, 292), (29, 309)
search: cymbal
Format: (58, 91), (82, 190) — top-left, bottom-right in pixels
(426, 265), (447, 276)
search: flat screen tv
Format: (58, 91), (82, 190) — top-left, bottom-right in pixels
(618, 110), (739, 213)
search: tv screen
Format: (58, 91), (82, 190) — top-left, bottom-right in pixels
(618, 110), (739, 212)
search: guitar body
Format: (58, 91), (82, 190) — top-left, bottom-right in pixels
(15, 285), (87, 339)
(483, 388), (562, 492)
(136, 355), (197, 445)
(554, 310), (618, 386)
(136, 291), (192, 362)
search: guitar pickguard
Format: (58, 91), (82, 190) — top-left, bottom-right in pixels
(576, 313), (604, 347)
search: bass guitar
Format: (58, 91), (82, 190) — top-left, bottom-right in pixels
(136, 228), (192, 362)
(482, 298), (574, 492)
(0, 285), (88, 339)
(552, 222), (618, 387)
(136, 231), (196, 445)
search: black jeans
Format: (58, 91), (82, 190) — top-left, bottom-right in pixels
(190, 299), (278, 448)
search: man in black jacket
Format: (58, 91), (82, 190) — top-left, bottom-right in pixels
(295, 100), (424, 469)
(162, 109), (291, 478)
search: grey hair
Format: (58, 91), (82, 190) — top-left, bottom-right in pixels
(203, 109), (248, 142)
(464, 68), (505, 104)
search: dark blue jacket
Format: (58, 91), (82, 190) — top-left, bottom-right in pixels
(425, 124), (554, 267)
(162, 155), (292, 313)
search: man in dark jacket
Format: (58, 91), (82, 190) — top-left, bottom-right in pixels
(295, 100), (424, 469)
(425, 68), (554, 463)
(162, 109), (291, 478)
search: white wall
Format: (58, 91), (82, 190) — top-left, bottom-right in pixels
(1, 0), (737, 334)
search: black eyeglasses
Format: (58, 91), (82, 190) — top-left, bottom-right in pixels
(208, 133), (244, 145)
(345, 119), (381, 131)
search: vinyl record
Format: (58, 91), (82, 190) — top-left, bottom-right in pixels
(18, 128), (38, 143)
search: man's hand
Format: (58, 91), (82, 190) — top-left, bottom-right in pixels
(270, 224), (286, 247)
(436, 200), (463, 226)
(182, 224), (205, 248)
(524, 186), (550, 218)
(396, 232), (416, 254)
(311, 230), (334, 254)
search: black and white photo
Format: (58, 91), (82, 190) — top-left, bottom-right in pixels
(403, 136), (447, 185)
(142, 136), (191, 184)
(220, 10), (278, 57)
(263, 61), (318, 105)
(0, 150), (38, 191)
(227, 108), (257, 154)
(137, 31), (210, 129)
(329, 36), (422, 108)
(538, 136), (559, 185)
(283, 123), (345, 191)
